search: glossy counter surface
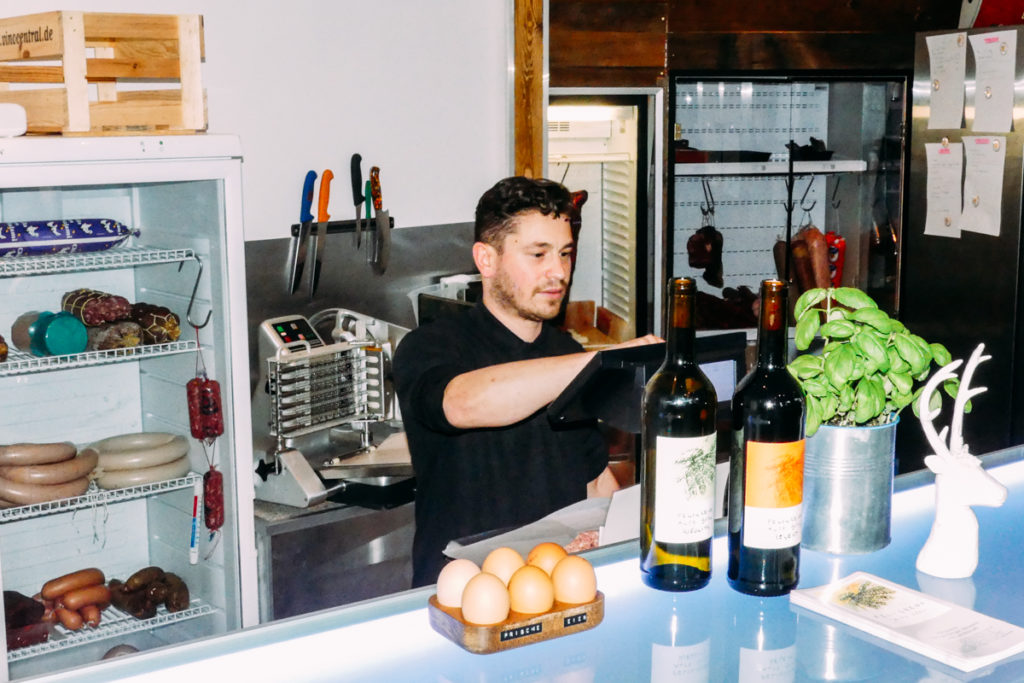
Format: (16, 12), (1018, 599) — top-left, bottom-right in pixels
(29, 447), (1024, 682)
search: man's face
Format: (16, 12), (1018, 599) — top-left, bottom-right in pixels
(490, 211), (574, 323)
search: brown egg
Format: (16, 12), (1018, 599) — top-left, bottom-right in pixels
(460, 572), (510, 625)
(508, 564), (555, 614)
(435, 558), (480, 608)
(481, 546), (525, 585)
(526, 541), (568, 576)
(551, 555), (597, 604)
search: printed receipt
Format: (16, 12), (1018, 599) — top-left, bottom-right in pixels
(790, 572), (1024, 672)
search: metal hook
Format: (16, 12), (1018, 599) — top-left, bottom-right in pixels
(831, 176), (842, 210)
(800, 176), (817, 212)
(700, 178), (715, 216)
(178, 255), (213, 329)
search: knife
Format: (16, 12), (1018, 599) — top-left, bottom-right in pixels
(288, 170), (317, 294)
(364, 179), (373, 263)
(369, 166), (391, 274)
(350, 154), (365, 248)
(308, 168), (333, 299)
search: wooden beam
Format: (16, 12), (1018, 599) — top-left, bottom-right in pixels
(514, 0), (544, 178)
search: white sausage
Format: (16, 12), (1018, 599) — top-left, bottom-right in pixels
(92, 434), (188, 470)
(95, 455), (191, 490)
(0, 475), (90, 505)
(0, 442), (76, 467)
(0, 449), (98, 485)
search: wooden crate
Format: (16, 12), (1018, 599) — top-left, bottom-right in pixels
(0, 11), (205, 135)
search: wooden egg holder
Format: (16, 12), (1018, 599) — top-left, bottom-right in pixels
(427, 591), (604, 654)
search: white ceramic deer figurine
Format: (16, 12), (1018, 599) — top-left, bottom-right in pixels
(916, 343), (1007, 579)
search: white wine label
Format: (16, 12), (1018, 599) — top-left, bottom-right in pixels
(651, 639), (711, 681)
(742, 503), (803, 549)
(738, 645), (796, 682)
(654, 433), (717, 544)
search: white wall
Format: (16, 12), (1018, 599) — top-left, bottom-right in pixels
(0, 1), (512, 241)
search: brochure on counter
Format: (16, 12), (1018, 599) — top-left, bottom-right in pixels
(790, 572), (1024, 673)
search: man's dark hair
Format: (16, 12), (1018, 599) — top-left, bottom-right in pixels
(474, 176), (573, 248)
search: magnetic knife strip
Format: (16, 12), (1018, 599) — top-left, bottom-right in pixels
(266, 341), (386, 438)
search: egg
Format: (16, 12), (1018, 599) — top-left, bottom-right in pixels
(481, 546), (525, 585)
(551, 555), (597, 604)
(526, 541), (568, 576)
(460, 572), (510, 625)
(508, 565), (555, 614)
(435, 558), (481, 608)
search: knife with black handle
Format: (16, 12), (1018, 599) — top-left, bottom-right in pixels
(288, 170), (317, 294)
(350, 153), (364, 248)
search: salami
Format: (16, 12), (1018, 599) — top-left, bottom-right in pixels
(130, 303), (181, 344)
(61, 289), (131, 326)
(203, 466), (224, 531)
(187, 376), (224, 442)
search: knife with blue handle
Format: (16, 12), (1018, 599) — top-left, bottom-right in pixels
(288, 169), (317, 294)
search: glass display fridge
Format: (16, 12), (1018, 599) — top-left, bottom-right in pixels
(667, 74), (909, 327)
(0, 136), (257, 679)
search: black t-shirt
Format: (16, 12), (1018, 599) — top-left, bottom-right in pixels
(392, 302), (607, 586)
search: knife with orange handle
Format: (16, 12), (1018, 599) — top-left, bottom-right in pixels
(307, 169), (333, 298)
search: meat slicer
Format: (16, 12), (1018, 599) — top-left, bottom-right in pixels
(251, 309), (408, 507)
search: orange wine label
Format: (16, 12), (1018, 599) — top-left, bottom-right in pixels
(743, 439), (805, 549)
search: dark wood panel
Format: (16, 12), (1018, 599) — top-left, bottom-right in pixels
(550, 65), (666, 88)
(551, 28), (666, 67)
(667, 32), (915, 71)
(550, 1), (667, 33)
(667, 0), (961, 33)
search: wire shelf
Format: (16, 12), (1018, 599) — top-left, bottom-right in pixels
(7, 599), (215, 662)
(0, 246), (196, 277)
(0, 341), (198, 377)
(0, 473), (201, 523)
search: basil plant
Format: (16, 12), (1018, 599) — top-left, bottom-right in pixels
(787, 287), (955, 437)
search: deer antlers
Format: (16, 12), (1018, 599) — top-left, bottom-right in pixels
(917, 343), (990, 461)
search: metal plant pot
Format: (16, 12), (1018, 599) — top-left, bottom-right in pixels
(801, 420), (898, 553)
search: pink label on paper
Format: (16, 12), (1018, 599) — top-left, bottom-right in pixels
(985, 36), (999, 43)
(977, 138), (990, 144)
(939, 148), (951, 154)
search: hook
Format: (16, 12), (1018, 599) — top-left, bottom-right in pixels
(800, 176), (817, 212)
(700, 178), (715, 216)
(831, 176), (842, 210)
(179, 255), (213, 329)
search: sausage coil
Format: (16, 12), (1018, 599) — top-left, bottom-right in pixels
(80, 604), (102, 628)
(0, 449), (98, 485)
(0, 442), (76, 467)
(0, 475), (90, 505)
(89, 433), (189, 470)
(55, 607), (83, 631)
(95, 455), (190, 490)
(41, 568), (105, 601)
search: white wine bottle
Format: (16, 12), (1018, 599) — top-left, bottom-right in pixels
(728, 279), (806, 596)
(640, 277), (717, 591)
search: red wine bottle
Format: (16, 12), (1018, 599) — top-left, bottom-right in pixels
(728, 279), (805, 596)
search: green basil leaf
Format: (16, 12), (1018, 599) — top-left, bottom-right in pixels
(833, 287), (878, 310)
(819, 319), (856, 339)
(887, 370), (913, 394)
(794, 309), (821, 350)
(805, 395), (822, 436)
(930, 343), (953, 367)
(794, 288), (828, 321)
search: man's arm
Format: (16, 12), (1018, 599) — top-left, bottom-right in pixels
(443, 334), (660, 429)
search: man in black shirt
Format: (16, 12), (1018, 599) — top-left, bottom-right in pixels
(393, 176), (658, 586)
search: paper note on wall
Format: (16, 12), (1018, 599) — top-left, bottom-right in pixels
(969, 30), (1017, 133)
(925, 142), (964, 238)
(960, 136), (1005, 237)
(926, 33), (967, 130)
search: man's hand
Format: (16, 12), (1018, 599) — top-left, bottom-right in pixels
(587, 465), (621, 498)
